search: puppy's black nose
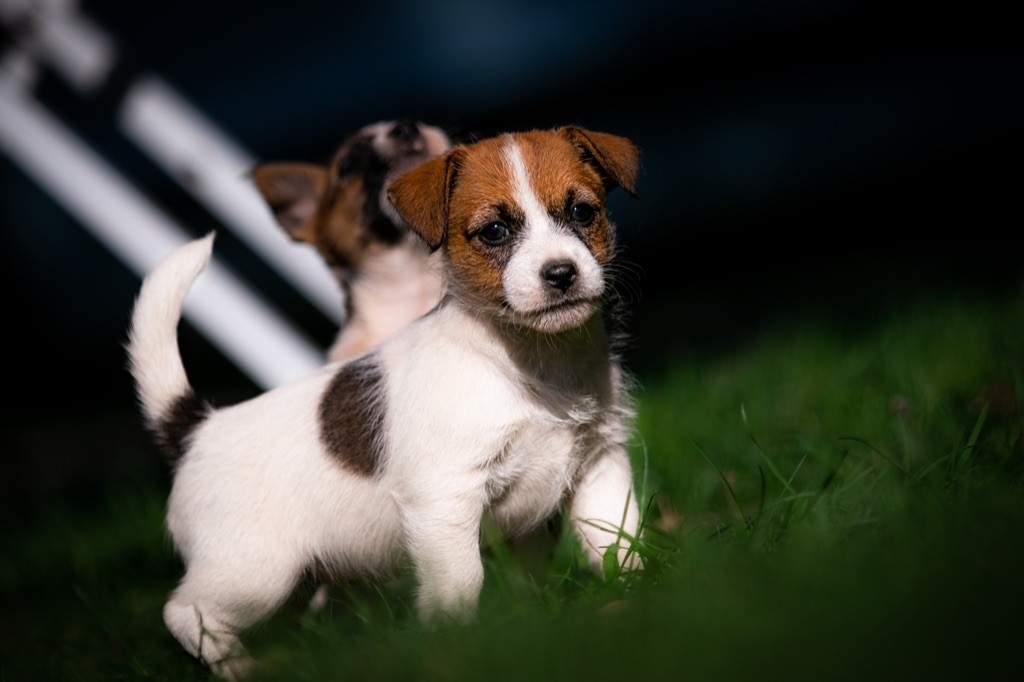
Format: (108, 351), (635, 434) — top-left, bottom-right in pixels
(389, 120), (420, 142)
(542, 261), (577, 292)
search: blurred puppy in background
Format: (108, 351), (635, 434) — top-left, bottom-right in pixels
(253, 119), (451, 361)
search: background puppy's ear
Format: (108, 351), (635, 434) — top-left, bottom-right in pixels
(386, 149), (464, 251)
(561, 127), (640, 199)
(251, 163), (328, 243)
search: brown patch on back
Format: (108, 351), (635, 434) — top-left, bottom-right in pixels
(319, 355), (387, 476)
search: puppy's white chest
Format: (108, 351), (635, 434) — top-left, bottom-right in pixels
(486, 419), (582, 533)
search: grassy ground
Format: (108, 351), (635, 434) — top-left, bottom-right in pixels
(2, 290), (1022, 680)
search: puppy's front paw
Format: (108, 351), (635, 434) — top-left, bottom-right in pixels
(417, 590), (479, 627)
(210, 651), (256, 681)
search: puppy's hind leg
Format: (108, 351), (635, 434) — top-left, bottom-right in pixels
(164, 565), (298, 680)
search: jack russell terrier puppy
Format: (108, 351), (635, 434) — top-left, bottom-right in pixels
(252, 119), (451, 361)
(127, 125), (643, 679)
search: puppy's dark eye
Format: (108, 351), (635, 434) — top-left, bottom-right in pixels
(570, 203), (596, 225)
(478, 222), (511, 246)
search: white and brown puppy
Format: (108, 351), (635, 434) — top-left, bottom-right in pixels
(127, 126), (642, 679)
(253, 119), (450, 361)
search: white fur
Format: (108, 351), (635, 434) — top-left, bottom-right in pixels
(328, 234), (444, 362)
(128, 141), (641, 679)
(126, 233), (214, 425)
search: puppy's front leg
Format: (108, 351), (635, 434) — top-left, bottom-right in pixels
(395, 470), (488, 624)
(568, 446), (642, 577)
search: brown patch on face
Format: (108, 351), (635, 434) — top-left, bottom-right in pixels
(312, 176), (377, 271)
(388, 128), (640, 307)
(513, 131), (615, 266)
(444, 136), (522, 304)
(319, 354), (387, 476)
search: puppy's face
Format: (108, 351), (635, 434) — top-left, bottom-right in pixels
(253, 120), (451, 274)
(388, 127), (639, 333)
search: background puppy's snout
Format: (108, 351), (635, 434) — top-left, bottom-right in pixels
(542, 261), (577, 293)
(389, 120), (423, 150)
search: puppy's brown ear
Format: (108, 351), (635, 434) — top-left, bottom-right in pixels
(387, 149), (464, 251)
(562, 127), (640, 199)
(251, 163), (328, 243)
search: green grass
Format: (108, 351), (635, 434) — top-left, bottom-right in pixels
(3, 292), (1022, 680)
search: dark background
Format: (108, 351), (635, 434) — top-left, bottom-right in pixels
(1, 0), (1020, 508)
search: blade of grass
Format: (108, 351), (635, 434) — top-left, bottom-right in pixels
(806, 449), (849, 513)
(784, 455), (807, 493)
(756, 465), (766, 520)
(957, 401), (989, 471)
(838, 435), (913, 477)
(742, 403), (799, 497)
(694, 440), (745, 522)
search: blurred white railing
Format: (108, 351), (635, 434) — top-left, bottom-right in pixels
(0, 0), (338, 389)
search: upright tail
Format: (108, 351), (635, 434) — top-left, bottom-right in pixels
(126, 232), (215, 462)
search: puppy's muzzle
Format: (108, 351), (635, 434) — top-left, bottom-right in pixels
(389, 119), (426, 153)
(542, 260), (578, 293)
